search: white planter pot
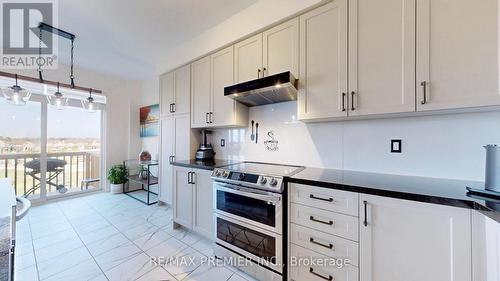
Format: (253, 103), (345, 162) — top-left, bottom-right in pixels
(110, 183), (123, 194)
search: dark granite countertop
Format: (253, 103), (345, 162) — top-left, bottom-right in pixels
(171, 159), (241, 171)
(287, 167), (500, 223)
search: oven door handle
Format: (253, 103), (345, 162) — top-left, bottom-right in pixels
(215, 183), (281, 203)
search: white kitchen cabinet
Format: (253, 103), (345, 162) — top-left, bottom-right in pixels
(159, 114), (196, 205)
(173, 166), (214, 238)
(192, 169), (214, 238)
(348, 0), (415, 116)
(191, 47), (248, 128)
(298, 0), (348, 121)
(173, 166), (193, 228)
(191, 56), (211, 128)
(160, 64), (190, 116)
(416, 0), (500, 111)
(234, 33), (263, 83)
(472, 211), (500, 281)
(360, 194), (471, 281)
(262, 18), (299, 77)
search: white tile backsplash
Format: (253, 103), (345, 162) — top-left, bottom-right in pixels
(211, 101), (500, 181)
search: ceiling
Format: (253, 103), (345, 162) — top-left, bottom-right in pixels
(53, 0), (257, 80)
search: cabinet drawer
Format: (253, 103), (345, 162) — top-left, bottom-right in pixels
(290, 203), (358, 241)
(290, 223), (358, 266)
(290, 183), (358, 216)
(290, 244), (359, 281)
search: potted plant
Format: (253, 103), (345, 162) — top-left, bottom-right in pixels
(107, 164), (127, 194)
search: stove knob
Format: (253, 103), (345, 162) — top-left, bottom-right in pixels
(269, 177), (278, 186)
(260, 177), (267, 184)
(214, 170), (222, 177)
(238, 173), (245, 180)
(222, 171), (229, 178)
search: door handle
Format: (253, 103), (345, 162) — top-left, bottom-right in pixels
(310, 216), (333, 226)
(309, 237), (334, 249)
(172, 103), (176, 112)
(262, 67), (267, 77)
(420, 81), (427, 104)
(350, 91), (356, 111)
(169, 156), (175, 163)
(341, 92), (346, 112)
(257, 68), (261, 78)
(309, 194), (333, 202)
(205, 113), (209, 124)
(169, 103), (173, 113)
(187, 172), (192, 184)
(309, 268), (333, 281)
(190, 172), (195, 184)
(209, 112), (213, 123)
(363, 200), (368, 227)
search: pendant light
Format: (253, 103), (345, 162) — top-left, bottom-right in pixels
(47, 82), (68, 110)
(2, 74), (31, 105)
(81, 88), (96, 113)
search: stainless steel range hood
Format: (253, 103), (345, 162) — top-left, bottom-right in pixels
(224, 71), (297, 107)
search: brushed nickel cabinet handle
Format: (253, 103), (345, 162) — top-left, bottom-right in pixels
(257, 69), (261, 78)
(205, 112), (209, 124)
(309, 268), (333, 281)
(310, 216), (333, 225)
(363, 200), (368, 227)
(262, 67), (267, 77)
(310, 194), (333, 202)
(421, 81), (427, 104)
(310, 237), (334, 249)
(209, 112), (213, 123)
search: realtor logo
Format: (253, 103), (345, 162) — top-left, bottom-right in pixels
(1, 0), (58, 69)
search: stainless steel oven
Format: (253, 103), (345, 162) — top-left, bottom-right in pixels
(213, 181), (283, 274)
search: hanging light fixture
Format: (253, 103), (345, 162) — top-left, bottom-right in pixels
(47, 82), (68, 110)
(81, 88), (96, 113)
(2, 74), (31, 105)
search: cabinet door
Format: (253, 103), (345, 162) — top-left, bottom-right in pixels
(191, 56), (211, 128)
(173, 64), (191, 115)
(298, 1), (348, 120)
(234, 33), (263, 83)
(159, 118), (174, 204)
(416, 0), (500, 111)
(211, 46), (236, 127)
(360, 194), (471, 281)
(192, 169), (214, 239)
(262, 17), (299, 77)
(472, 211), (500, 281)
(160, 71), (174, 116)
(174, 114), (191, 161)
(348, 0), (415, 116)
(173, 166), (193, 228)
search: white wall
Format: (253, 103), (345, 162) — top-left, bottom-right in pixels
(211, 102), (500, 181)
(129, 77), (160, 160)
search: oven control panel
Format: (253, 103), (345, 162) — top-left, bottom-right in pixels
(211, 168), (283, 191)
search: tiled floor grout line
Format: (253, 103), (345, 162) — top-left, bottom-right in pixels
(26, 213), (43, 281)
(55, 200), (111, 281)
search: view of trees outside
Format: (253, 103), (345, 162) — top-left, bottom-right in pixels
(0, 98), (102, 197)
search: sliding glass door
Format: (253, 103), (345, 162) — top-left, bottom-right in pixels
(0, 80), (105, 202)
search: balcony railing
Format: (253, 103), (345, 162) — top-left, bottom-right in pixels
(0, 151), (100, 197)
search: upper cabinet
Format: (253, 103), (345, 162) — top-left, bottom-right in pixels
(298, 0), (348, 120)
(262, 18), (299, 77)
(416, 0), (500, 111)
(348, 0), (415, 116)
(235, 18), (299, 84)
(191, 46), (248, 128)
(160, 64), (190, 116)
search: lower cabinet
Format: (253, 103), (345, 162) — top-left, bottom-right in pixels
(173, 166), (214, 238)
(360, 194), (472, 281)
(472, 211), (500, 281)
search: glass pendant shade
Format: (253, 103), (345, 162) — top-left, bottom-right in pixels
(2, 75), (31, 105)
(81, 95), (96, 113)
(47, 82), (68, 110)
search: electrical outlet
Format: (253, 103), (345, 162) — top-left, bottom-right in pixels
(391, 139), (402, 153)
(220, 139), (225, 147)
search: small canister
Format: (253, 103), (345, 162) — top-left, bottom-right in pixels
(485, 144), (500, 192)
